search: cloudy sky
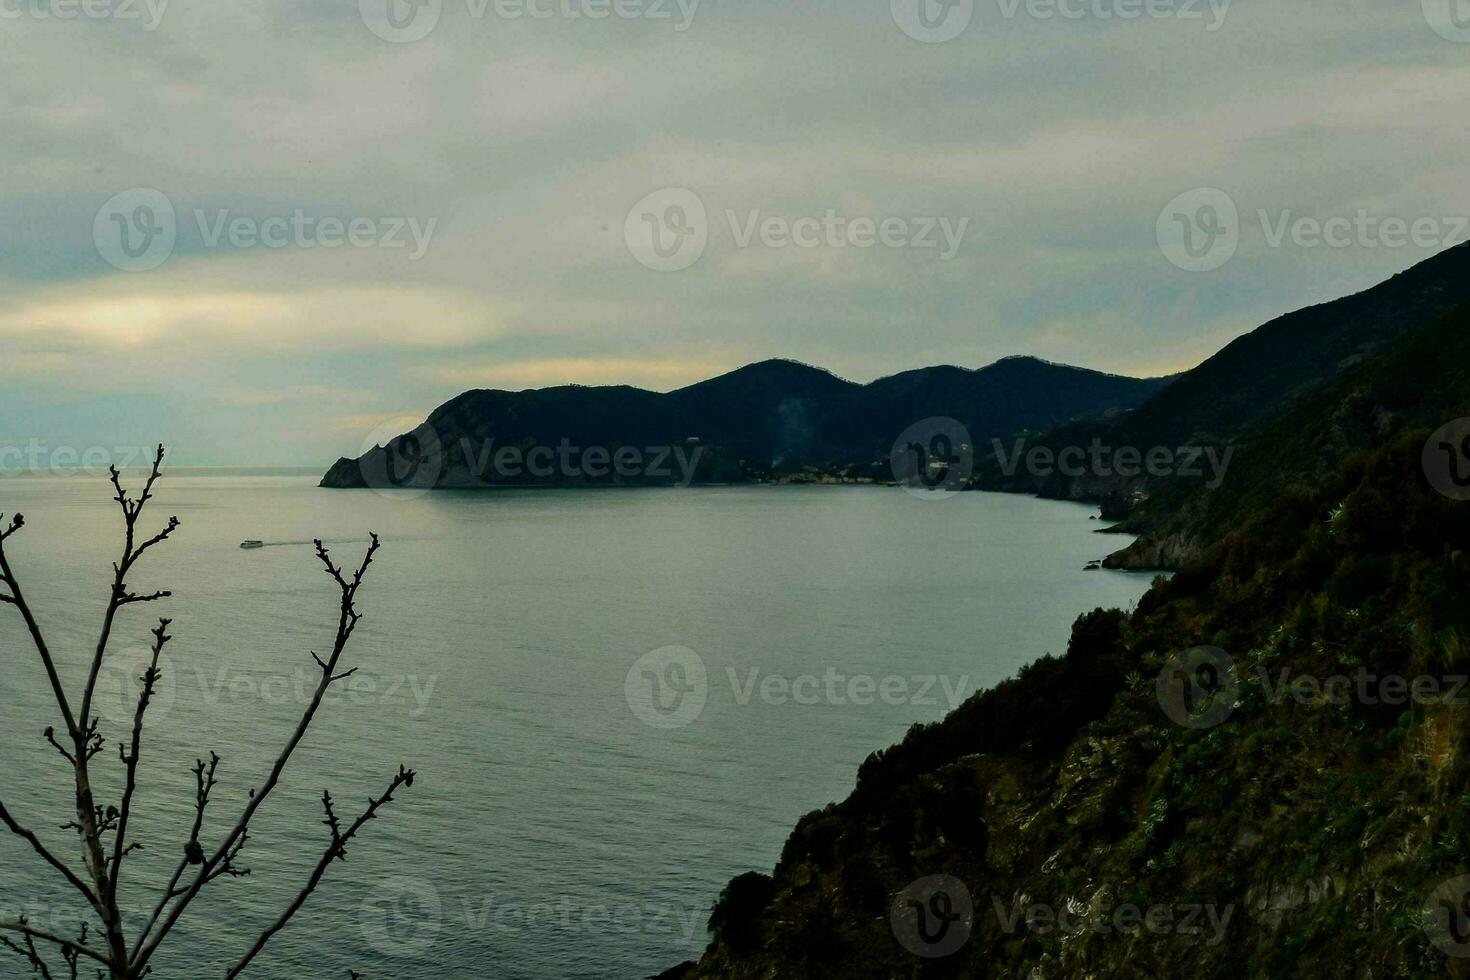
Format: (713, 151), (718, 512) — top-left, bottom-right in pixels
(2, 0), (1469, 464)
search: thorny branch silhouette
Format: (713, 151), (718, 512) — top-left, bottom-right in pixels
(0, 446), (417, 978)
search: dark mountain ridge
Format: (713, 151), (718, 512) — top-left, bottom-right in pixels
(976, 243), (1470, 560)
(320, 356), (1172, 489)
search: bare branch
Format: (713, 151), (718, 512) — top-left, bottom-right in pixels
(133, 536), (383, 973)
(108, 618), (172, 900)
(5, 457), (414, 977)
(0, 932), (54, 980)
(118, 589), (173, 606)
(0, 514), (80, 738)
(223, 766), (417, 979)
(0, 919), (109, 970)
(131, 752), (221, 957)
(44, 726), (76, 766)
(0, 799), (99, 908)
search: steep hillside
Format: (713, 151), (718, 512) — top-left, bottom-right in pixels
(1107, 301), (1470, 568)
(667, 412), (1470, 980)
(976, 243), (1470, 534)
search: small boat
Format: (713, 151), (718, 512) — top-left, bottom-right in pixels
(239, 540), (264, 549)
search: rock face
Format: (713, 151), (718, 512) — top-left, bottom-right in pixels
(318, 357), (1170, 490)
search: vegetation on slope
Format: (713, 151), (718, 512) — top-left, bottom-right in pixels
(675, 423), (1470, 980)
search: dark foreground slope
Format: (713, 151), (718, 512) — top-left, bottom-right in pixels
(666, 313), (1470, 979)
(321, 357), (1169, 489)
(976, 243), (1470, 553)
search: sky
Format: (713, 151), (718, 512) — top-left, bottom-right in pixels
(2, 0), (1469, 465)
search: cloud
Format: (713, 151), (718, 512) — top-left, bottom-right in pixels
(2, 1), (1468, 462)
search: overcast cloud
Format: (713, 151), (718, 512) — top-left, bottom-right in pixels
(2, 0), (1469, 463)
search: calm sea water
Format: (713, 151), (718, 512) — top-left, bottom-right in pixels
(0, 474), (1151, 979)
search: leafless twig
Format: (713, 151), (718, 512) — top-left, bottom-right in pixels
(0, 448), (417, 979)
